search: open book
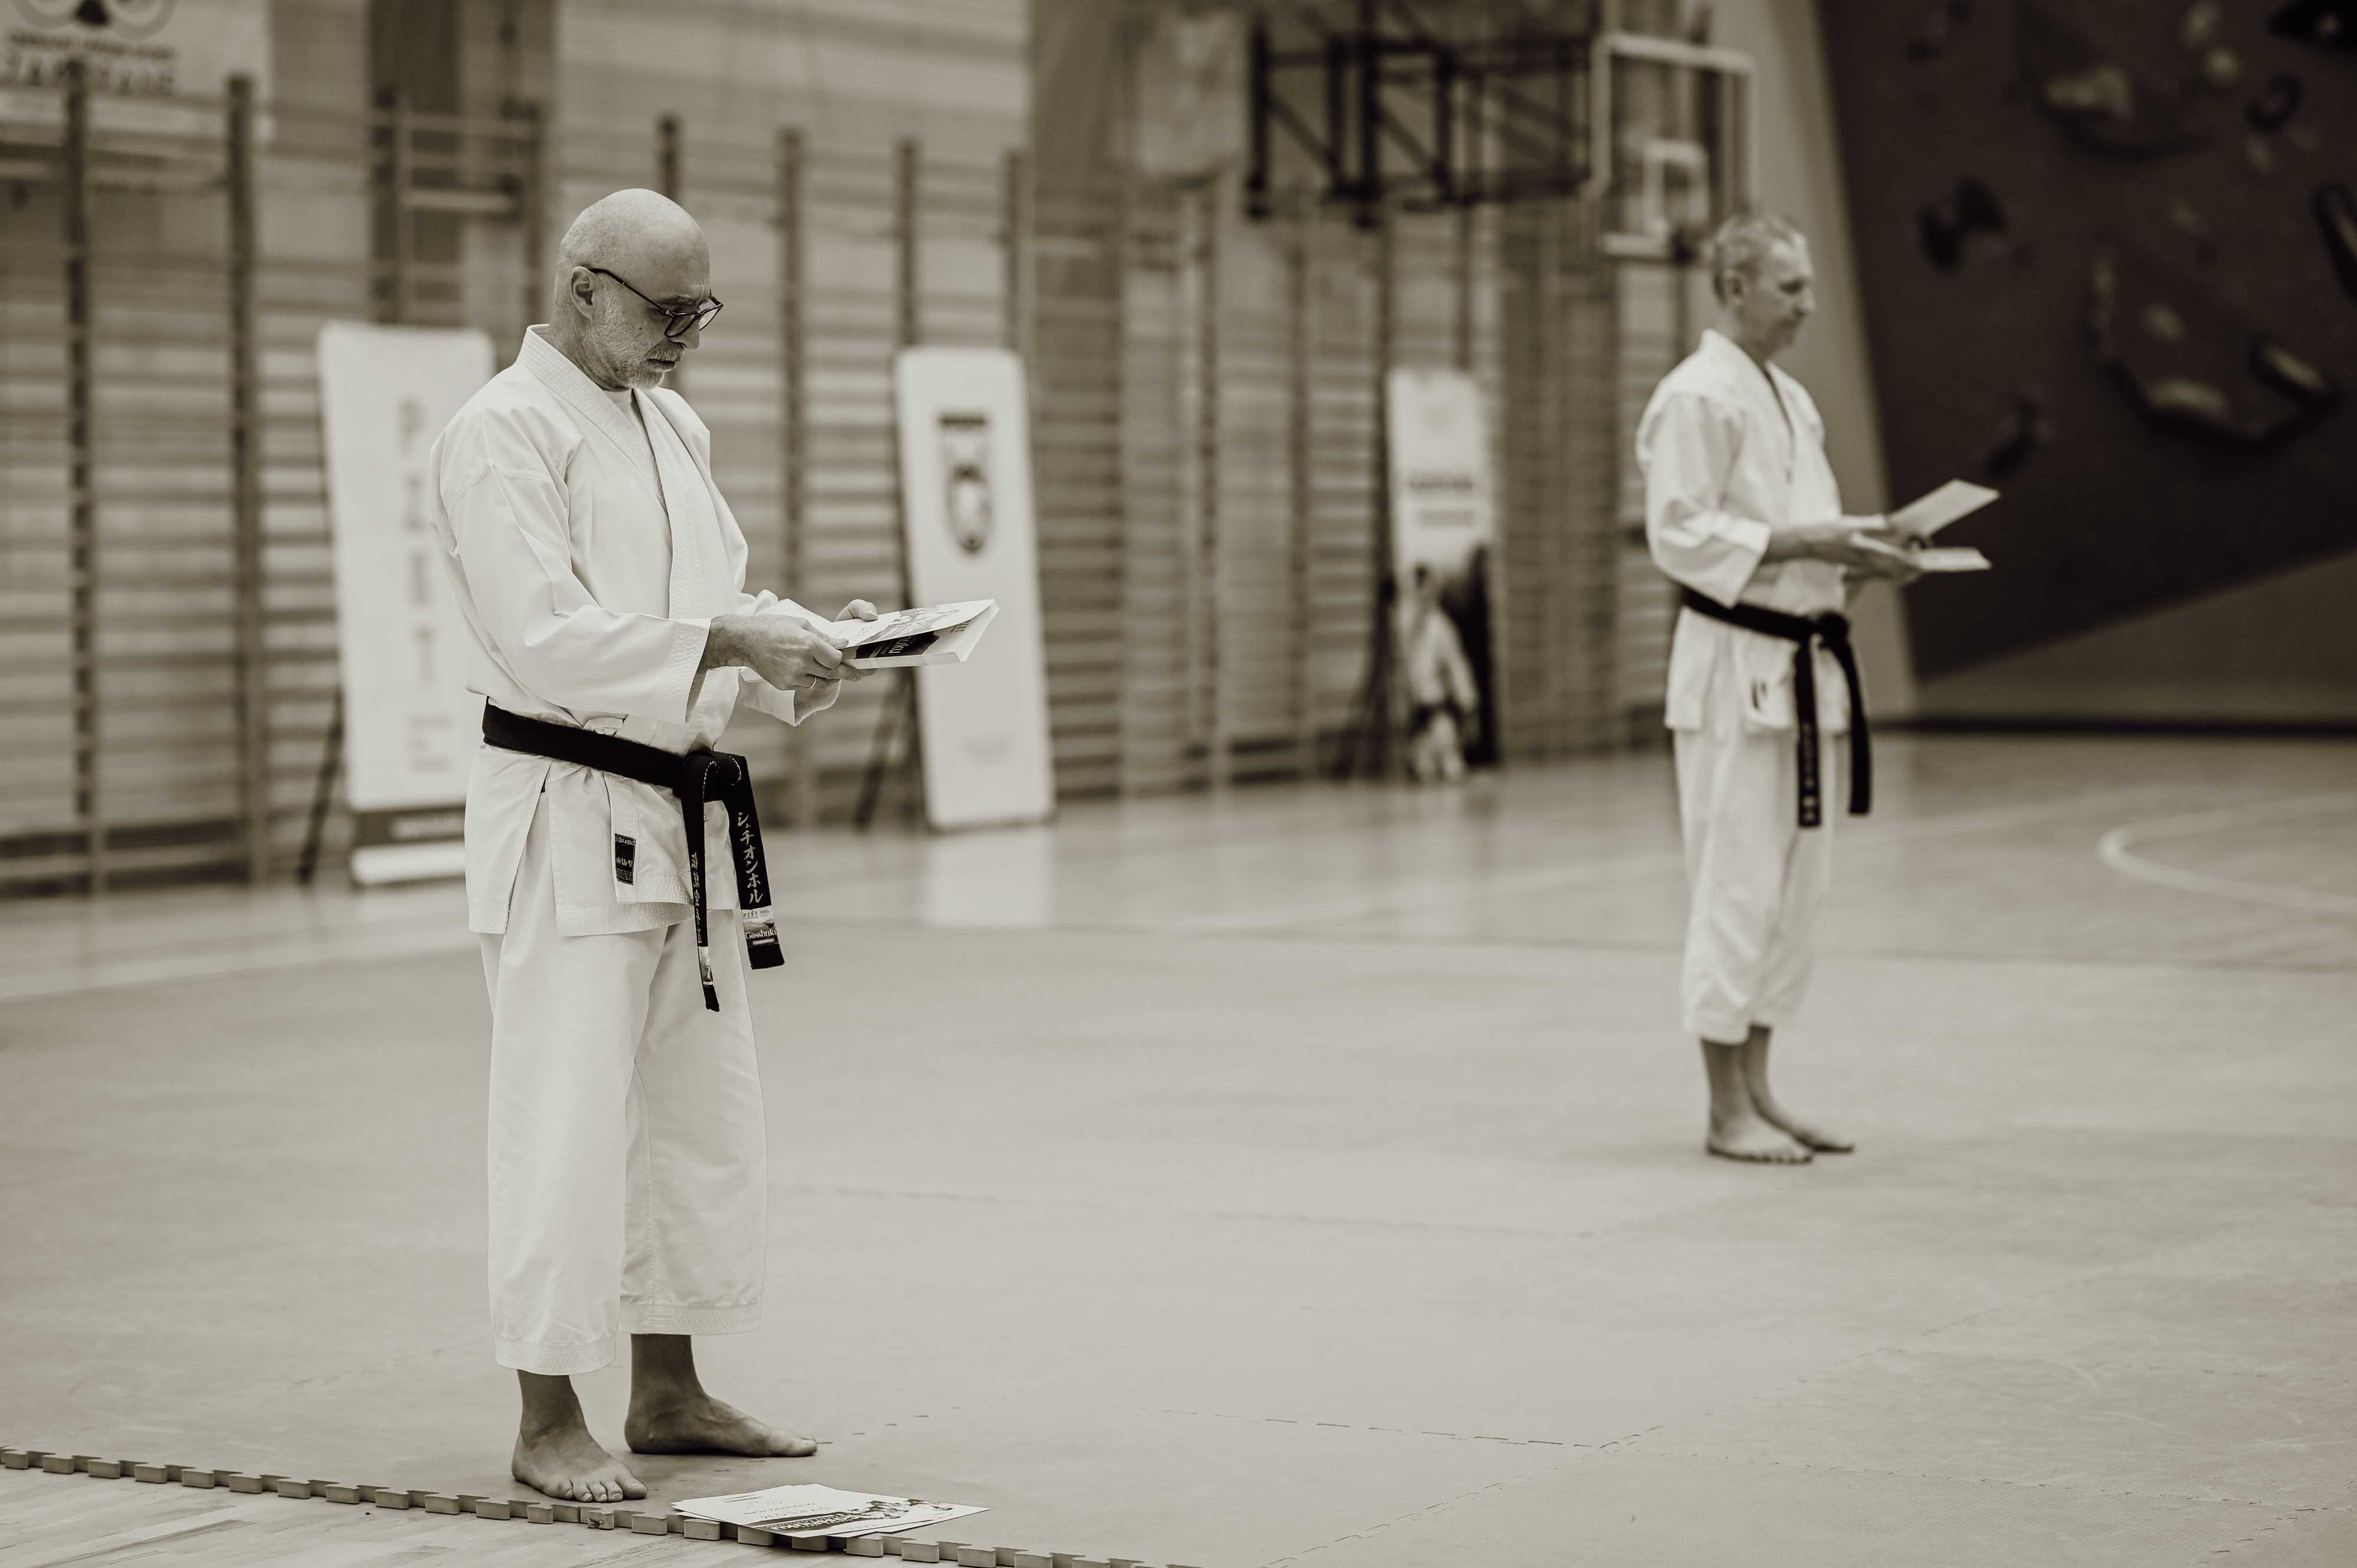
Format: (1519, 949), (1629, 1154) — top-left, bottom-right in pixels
(1887, 480), (1997, 572)
(674, 1483), (986, 1543)
(823, 599), (999, 669)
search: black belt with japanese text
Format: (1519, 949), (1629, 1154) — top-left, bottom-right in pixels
(482, 704), (783, 1010)
(1677, 587), (1871, 829)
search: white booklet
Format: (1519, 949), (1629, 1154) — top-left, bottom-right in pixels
(824, 599), (999, 669)
(673, 1483), (987, 1540)
(1887, 479), (1998, 540)
(1909, 546), (1993, 572)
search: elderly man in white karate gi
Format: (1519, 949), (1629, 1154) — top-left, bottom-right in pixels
(1635, 213), (1922, 1166)
(430, 188), (873, 1502)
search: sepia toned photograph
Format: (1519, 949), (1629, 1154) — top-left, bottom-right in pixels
(2, 2), (2352, 1565)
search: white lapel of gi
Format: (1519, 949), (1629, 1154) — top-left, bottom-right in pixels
(517, 328), (665, 513)
(1702, 328), (1795, 482)
(638, 392), (716, 618)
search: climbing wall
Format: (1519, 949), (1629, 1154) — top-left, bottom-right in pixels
(1818, 0), (2357, 681)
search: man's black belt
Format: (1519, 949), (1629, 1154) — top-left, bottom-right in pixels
(482, 705), (783, 1011)
(1678, 587), (1871, 829)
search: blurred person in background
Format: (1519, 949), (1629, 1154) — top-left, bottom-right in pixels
(1402, 563), (1481, 784)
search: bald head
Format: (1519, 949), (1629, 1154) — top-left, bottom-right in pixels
(547, 189), (715, 390)
(559, 187), (707, 279)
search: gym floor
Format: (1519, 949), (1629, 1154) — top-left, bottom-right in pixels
(4, 732), (2353, 1566)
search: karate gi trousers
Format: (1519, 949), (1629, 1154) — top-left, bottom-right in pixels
(1672, 648), (1845, 1047)
(480, 792), (768, 1374)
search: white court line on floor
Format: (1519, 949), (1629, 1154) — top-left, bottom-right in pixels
(0, 917), (471, 1005)
(0, 783), (2292, 1005)
(1171, 781), (2193, 935)
(2095, 791), (2357, 919)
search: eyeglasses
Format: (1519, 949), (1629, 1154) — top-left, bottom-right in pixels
(585, 266), (724, 340)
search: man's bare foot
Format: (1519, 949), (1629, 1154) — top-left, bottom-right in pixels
(513, 1424), (646, 1503)
(625, 1391), (818, 1458)
(1706, 1114), (1813, 1164)
(1755, 1104), (1855, 1154)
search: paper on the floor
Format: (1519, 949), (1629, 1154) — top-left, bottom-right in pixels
(1888, 479), (1999, 539)
(1910, 546), (1993, 572)
(673, 1483), (987, 1537)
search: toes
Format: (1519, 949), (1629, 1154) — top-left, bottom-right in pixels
(621, 1479), (648, 1500)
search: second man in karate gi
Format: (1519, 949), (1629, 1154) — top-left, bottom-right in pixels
(1635, 213), (1923, 1165)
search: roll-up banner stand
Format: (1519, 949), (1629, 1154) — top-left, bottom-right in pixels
(892, 348), (1055, 830)
(1386, 367), (1500, 768)
(317, 322), (494, 884)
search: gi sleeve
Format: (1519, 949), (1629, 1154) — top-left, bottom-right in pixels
(735, 598), (844, 725)
(1636, 391), (1773, 608)
(444, 461), (711, 722)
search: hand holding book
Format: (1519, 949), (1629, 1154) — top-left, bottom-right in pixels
(820, 599), (1001, 668)
(1889, 480), (1998, 573)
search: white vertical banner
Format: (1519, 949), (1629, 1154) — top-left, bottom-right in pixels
(316, 322), (496, 884)
(1387, 366), (1496, 585)
(893, 347), (1055, 830)
(1386, 367), (1500, 771)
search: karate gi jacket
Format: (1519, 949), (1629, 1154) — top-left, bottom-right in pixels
(1635, 328), (1856, 738)
(430, 326), (838, 937)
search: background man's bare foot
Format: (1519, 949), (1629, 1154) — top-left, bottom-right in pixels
(513, 1425), (647, 1503)
(1706, 1114), (1813, 1164)
(1756, 1105), (1855, 1154)
(625, 1391), (818, 1458)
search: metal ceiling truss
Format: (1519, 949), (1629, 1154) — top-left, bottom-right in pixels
(1245, 0), (1600, 222)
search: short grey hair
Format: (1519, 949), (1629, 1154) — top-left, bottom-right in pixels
(1706, 212), (1806, 303)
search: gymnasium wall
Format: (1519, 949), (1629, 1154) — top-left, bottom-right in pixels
(549, 0), (1034, 813)
(1029, 0), (1904, 754)
(1818, 0), (2357, 726)
(555, 0), (1027, 159)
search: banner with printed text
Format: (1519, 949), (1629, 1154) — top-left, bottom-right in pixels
(317, 322), (494, 885)
(2, 0), (271, 139)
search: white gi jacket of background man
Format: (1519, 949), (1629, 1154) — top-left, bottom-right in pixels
(1636, 327), (1855, 1048)
(430, 325), (839, 1375)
